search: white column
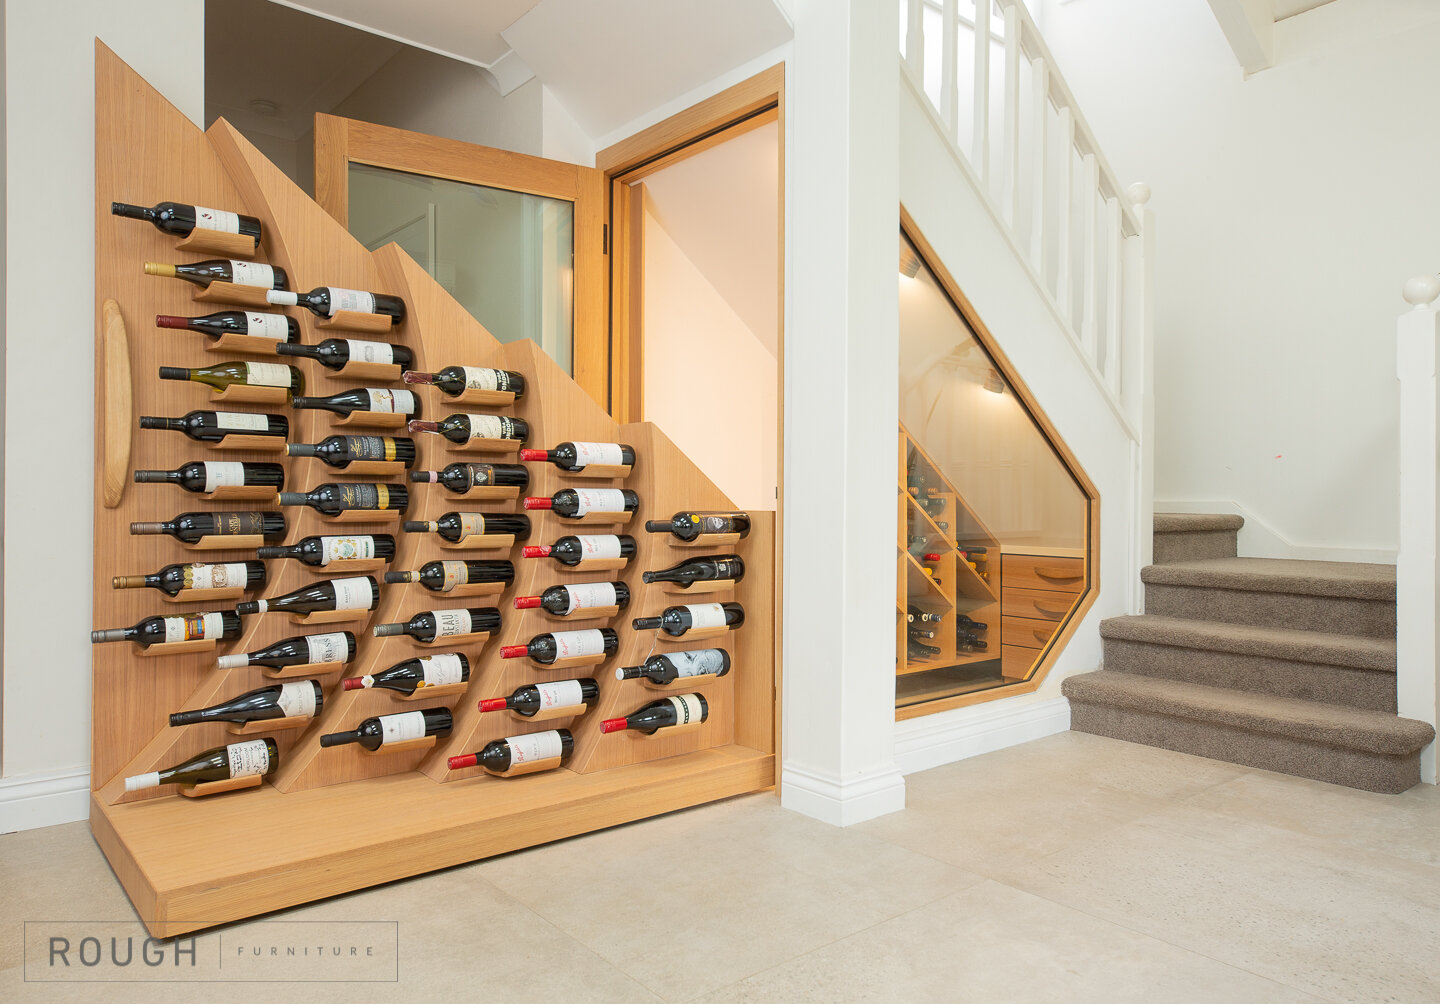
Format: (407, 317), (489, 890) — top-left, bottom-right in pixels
(782, 0), (905, 825)
(1396, 275), (1440, 784)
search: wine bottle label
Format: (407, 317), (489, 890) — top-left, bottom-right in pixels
(564, 581), (617, 614)
(163, 613), (224, 643)
(325, 288), (377, 316)
(463, 414), (506, 440)
(202, 461), (246, 492)
(668, 649), (727, 677)
(459, 514), (486, 538)
(226, 739), (273, 778)
(578, 535), (623, 560)
(430, 609), (473, 638)
(461, 367), (502, 391)
(214, 512), (265, 535)
(365, 388), (416, 414)
(185, 562), (248, 590)
(686, 603), (728, 629)
(574, 489), (626, 516)
(666, 694), (705, 725)
(305, 631), (350, 664)
(346, 436), (395, 461)
(713, 559), (741, 579)
(245, 312), (290, 340)
(346, 339), (394, 365)
(419, 654), (465, 687)
(439, 561), (468, 591)
(229, 261), (276, 288)
(320, 536), (376, 564)
(216, 411), (270, 432)
(194, 206), (240, 234)
(700, 515), (736, 534)
(277, 680), (317, 717)
(572, 442), (625, 466)
(338, 483), (384, 510)
(331, 576), (374, 610)
(380, 710), (427, 744)
(507, 730), (563, 765)
(245, 362), (292, 387)
(553, 629), (605, 658)
(536, 680), (584, 710)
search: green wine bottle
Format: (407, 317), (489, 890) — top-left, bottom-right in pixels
(122, 738), (278, 791)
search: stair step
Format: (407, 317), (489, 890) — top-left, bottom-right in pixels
(1100, 614), (1397, 712)
(1154, 513), (1244, 533)
(1063, 670), (1434, 793)
(1152, 513), (1242, 563)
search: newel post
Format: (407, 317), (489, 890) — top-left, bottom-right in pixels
(1396, 275), (1440, 783)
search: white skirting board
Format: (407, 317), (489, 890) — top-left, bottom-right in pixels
(893, 696), (1071, 775)
(0, 767), (91, 833)
(779, 762), (907, 827)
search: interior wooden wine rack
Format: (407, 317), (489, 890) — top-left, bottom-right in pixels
(90, 43), (775, 937)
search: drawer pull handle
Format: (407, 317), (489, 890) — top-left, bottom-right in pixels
(1035, 567), (1082, 582)
(1033, 600), (1069, 619)
(1033, 627), (1052, 642)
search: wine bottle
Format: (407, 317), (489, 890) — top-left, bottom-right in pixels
(957, 630), (988, 651)
(408, 463), (529, 494)
(276, 482), (409, 517)
(907, 638), (941, 659)
(956, 614), (988, 631)
(342, 653), (469, 695)
(372, 607), (501, 643)
(519, 442), (635, 472)
(286, 435), (416, 470)
(643, 510), (750, 542)
(408, 414), (529, 444)
(600, 694), (709, 735)
(113, 560), (266, 596)
(289, 388), (419, 418)
(908, 606), (942, 624)
(235, 576), (379, 616)
(158, 362), (303, 397)
(501, 628), (619, 665)
(383, 560), (514, 593)
(479, 679), (599, 717)
(402, 366), (526, 399)
(514, 581), (630, 616)
(909, 628), (936, 639)
(447, 729), (573, 775)
(169, 680), (323, 727)
(133, 461), (285, 494)
(275, 338), (414, 370)
(123, 738), (278, 792)
(143, 259), (288, 290)
(632, 602), (745, 637)
(616, 649), (731, 685)
(130, 511), (287, 544)
(138, 409), (288, 443)
(215, 630), (356, 670)
(520, 534), (635, 566)
(113, 200), (262, 244)
(266, 286), (406, 324)
(319, 708), (452, 751)
(155, 311), (298, 344)
(641, 554), (745, 588)
(91, 610), (242, 648)
(401, 512), (531, 543)
(256, 534), (396, 568)
(523, 489), (639, 519)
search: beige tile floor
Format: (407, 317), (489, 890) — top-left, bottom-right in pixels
(3, 731), (1439, 1002)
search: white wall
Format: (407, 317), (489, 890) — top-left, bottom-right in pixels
(2, 0), (205, 824)
(1033, 0), (1440, 560)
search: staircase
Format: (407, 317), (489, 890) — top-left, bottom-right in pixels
(1063, 514), (1435, 793)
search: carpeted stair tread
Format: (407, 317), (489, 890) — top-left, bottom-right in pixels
(1141, 557), (1395, 601)
(1063, 671), (1433, 755)
(1100, 614), (1396, 672)
(1154, 513), (1244, 533)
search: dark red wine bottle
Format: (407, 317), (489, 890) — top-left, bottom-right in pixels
(319, 708), (452, 751)
(642, 554), (745, 588)
(479, 679), (599, 717)
(113, 200), (262, 244)
(257, 534), (396, 567)
(133, 460), (285, 494)
(286, 435), (416, 470)
(91, 611), (242, 648)
(523, 489), (639, 519)
(290, 388), (419, 418)
(600, 693), (709, 735)
(384, 560), (515, 593)
(342, 653), (469, 695)
(275, 338), (414, 370)
(277, 482), (410, 516)
(409, 463), (529, 493)
(616, 649), (731, 684)
(267, 286), (406, 323)
(407, 414), (528, 444)
(501, 628), (619, 665)
(632, 602), (745, 637)
(402, 366), (526, 398)
(143, 258), (288, 290)
(113, 560), (266, 596)
(216, 630), (356, 670)
(130, 510), (287, 544)
(907, 638), (941, 659)
(372, 607), (501, 643)
(521, 534), (635, 566)
(123, 738), (278, 792)
(514, 581), (630, 616)
(447, 729), (573, 775)
(643, 510), (750, 541)
(957, 614), (989, 631)
(155, 310), (298, 344)
(170, 680), (323, 727)
(235, 576), (379, 616)
(519, 442), (635, 472)
(138, 409), (288, 443)
(402, 512), (531, 543)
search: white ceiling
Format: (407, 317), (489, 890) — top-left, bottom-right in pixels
(641, 121), (780, 358)
(269, 0), (543, 65)
(1273, 0), (1337, 19)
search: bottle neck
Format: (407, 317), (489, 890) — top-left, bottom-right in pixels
(111, 202), (154, 221)
(130, 521), (174, 535)
(319, 731), (358, 748)
(285, 443), (317, 458)
(138, 417), (183, 431)
(402, 371), (437, 385)
(132, 470), (177, 483)
(643, 520), (670, 533)
(632, 617), (661, 630)
(157, 366), (191, 381)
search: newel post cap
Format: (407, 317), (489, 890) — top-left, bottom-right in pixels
(1126, 182), (1151, 205)
(1403, 275), (1440, 308)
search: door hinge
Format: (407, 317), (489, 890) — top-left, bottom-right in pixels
(603, 224), (609, 255)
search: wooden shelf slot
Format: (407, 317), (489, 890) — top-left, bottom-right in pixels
(538, 653), (607, 671)
(512, 702), (588, 723)
(409, 630), (490, 649)
(135, 638), (217, 658)
(202, 332), (283, 357)
(659, 580), (734, 596)
(553, 556), (628, 573)
(542, 604), (620, 622)
(193, 282), (273, 308)
(436, 533), (516, 552)
(205, 484), (281, 501)
(344, 460), (410, 477)
(448, 387), (515, 407)
(178, 774), (264, 798)
(639, 672), (725, 690)
(668, 532), (741, 549)
(185, 533), (267, 551)
(656, 625), (731, 643)
(173, 228), (258, 257)
(261, 660), (347, 679)
(484, 754), (561, 777)
(334, 359), (402, 382)
(567, 464), (632, 479)
(208, 434), (286, 453)
(159, 586), (246, 604)
(315, 310), (397, 335)
(641, 719), (704, 738)
(311, 557), (389, 574)
(562, 511), (633, 527)
(447, 437), (521, 455)
(226, 715), (311, 735)
(395, 682), (469, 702)
(319, 508), (403, 526)
(333, 410), (408, 430)
(362, 735), (435, 755)
(448, 485), (522, 502)
(431, 581), (506, 600)
(211, 384), (289, 406)
(292, 608), (371, 627)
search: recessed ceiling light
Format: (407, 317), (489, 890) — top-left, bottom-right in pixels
(249, 99), (280, 116)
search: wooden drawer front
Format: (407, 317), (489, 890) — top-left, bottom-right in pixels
(1002, 586), (1077, 624)
(1003, 554), (1085, 594)
(1004, 614), (1061, 651)
(1002, 644), (1038, 680)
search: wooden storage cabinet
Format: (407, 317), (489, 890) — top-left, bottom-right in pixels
(999, 553), (1083, 681)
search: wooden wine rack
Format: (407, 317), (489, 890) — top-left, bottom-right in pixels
(89, 43), (775, 936)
